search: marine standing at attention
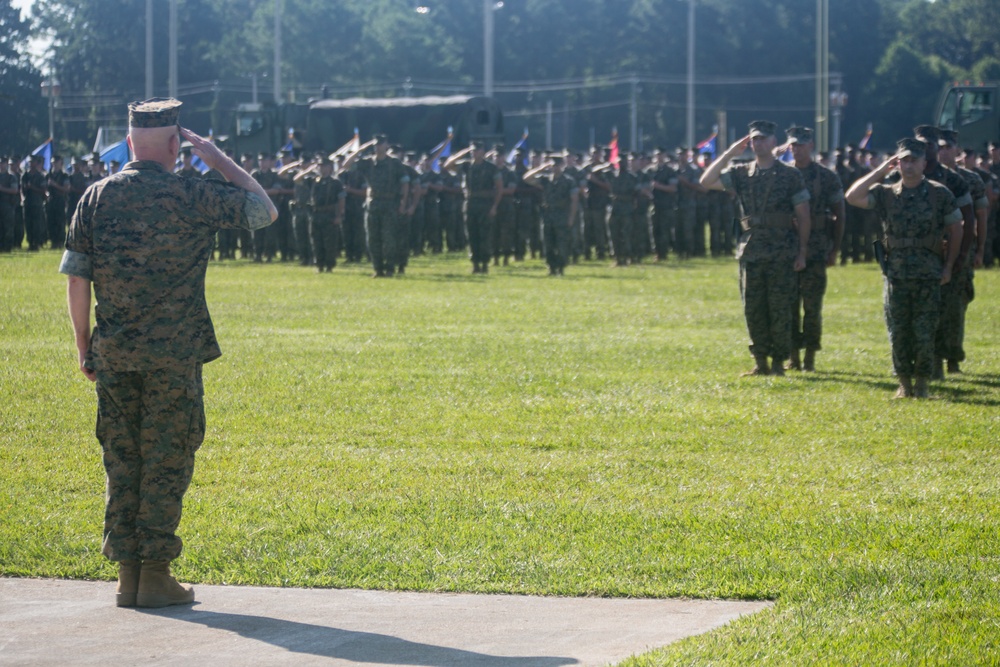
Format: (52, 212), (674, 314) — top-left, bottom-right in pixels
(59, 98), (277, 608)
(785, 126), (845, 372)
(700, 120), (811, 377)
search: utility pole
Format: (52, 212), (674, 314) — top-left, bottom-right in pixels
(274, 0), (283, 103)
(629, 76), (639, 153)
(168, 0), (177, 98)
(815, 0), (829, 152)
(483, 0), (494, 98)
(686, 0), (695, 149)
(145, 0), (153, 99)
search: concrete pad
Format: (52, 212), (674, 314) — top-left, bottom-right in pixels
(0, 577), (771, 666)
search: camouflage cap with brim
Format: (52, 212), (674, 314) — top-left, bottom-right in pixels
(913, 124), (940, 143)
(938, 129), (958, 146)
(748, 120), (777, 138)
(896, 138), (927, 159)
(786, 126), (814, 145)
(128, 97), (182, 129)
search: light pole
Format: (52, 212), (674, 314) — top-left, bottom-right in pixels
(274, 0), (283, 103)
(483, 1), (503, 98)
(41, 77), (60, 140)
(686, 0), (695, 150)
(169, 0), (177, 98)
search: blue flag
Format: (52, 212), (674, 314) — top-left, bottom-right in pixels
(506, 130), (529, 166)
(190, 154), (210, 174)
(30, 140), (53, 172)
(431, 136), (452, 174)
(696, 133), (717, 160)
(100, 139), (131, 168)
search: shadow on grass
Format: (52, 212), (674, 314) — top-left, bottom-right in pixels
(139, 607), (577, 666)
(801, 370), (1000, 406)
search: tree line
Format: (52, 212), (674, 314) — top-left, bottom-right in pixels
(3, 0), (1000, 157)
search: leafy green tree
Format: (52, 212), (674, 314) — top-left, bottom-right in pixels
(864, 41), (961, 142)
(0, 0), (45, 154)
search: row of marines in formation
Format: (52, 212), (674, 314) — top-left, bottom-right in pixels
(6, 136), (999, 279)
(699, 120), (993, 398)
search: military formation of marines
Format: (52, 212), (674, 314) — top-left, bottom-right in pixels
(42, 93), (999, 612)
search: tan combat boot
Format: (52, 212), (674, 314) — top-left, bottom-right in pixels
(913, 377), (930, 399)
(786, 348), (801, 371)
(741, 356), (770, 377)
(894, 376), (913, 399)
(803, 349), (816, 372)
(136, 560), (195, 608)
(116, 560), (140, 608)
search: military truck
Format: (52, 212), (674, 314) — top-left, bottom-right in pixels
(935, 81), (1000, 148)
(231, 95), (504, 158)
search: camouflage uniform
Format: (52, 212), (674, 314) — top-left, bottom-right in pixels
(676, 161), (701, 257)
(439, 169), (465, 253)
(608, 167), (640, 264)
(398, 161), (420, 271)
(867, 179), (961, 379)
(889, 160), (973, 369)
(464, 160), (501, 270)
(793, 161), (844, 353)
(564, 164), (586, 263)
(47, 166), (70, 248)
(651, 162), (678, 260)
(356, 155), (409, 276)
(721, 161), (810, 364)
(493, 165), (518, 264)
(421, 169), (442, 253)
(514, 163), (540, 260)
(22, 166), (47, 250)
(251, 167), (279, 261)
(938, 165), (987, 364)
(540, 171), (579, 274)
(59, 158), (272, 563)
(311, 173), (345, 272)
(632, 166), (653, 262)
(289, 167), (313, 266)
(341, 166), (368, 263)
(584, 165), (611, 260)
(0, 165), (17, 251)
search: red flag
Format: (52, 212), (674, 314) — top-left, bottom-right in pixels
(609, 128), (619, 168)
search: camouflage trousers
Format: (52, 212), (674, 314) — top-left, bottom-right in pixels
(467, 199), (494, 265)
(492, 198), (516, 260)
(24, 203), (46, 249)
(366, 200), (398, 274)
(293, 207), (313, 265)
(95, 364), (204, 563)
(46, 199), (66, 249)
(311, 212), (341, 271)
(935, 255), (973, 362)
(740, 259), (796, 361)
(585, 206), (609, 259)
(609, 203), (632, 261)
(792, 260), (828, 351)
(651, 204), (673, 260)
(544, 207), (571, 272)
(884, 277), (940, 378)
(0, 202), (14, 251)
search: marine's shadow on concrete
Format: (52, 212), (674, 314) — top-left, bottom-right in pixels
(139, 607), (577, 666)
(802, 369), (1000, 406)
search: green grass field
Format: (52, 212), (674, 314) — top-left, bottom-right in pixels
(2, 249), (998, 664)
